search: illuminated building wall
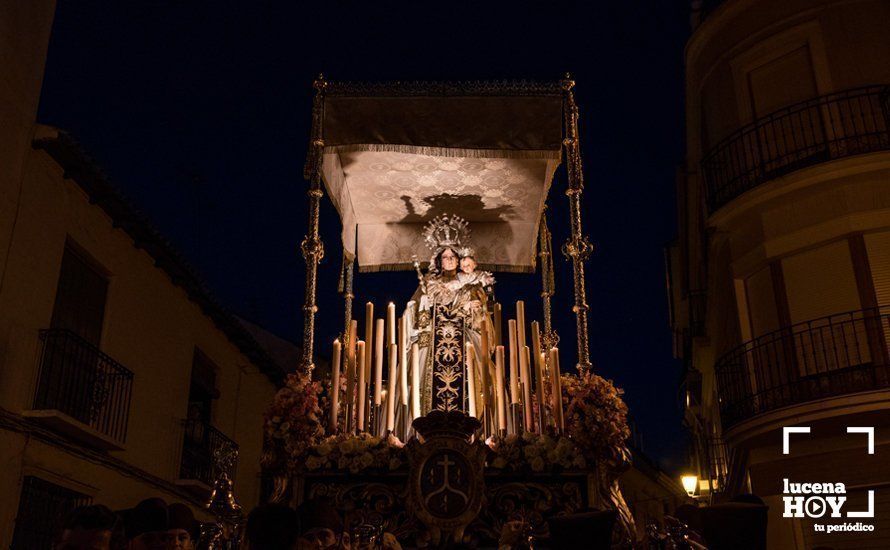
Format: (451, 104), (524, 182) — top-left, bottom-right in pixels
(669, 0), (890, 547)
(0, 3), (281, 546)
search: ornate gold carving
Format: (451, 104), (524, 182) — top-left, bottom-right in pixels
(560, 74), (592, 375)
(538, 208), (560, 350)
(299, 74), (327, 375)
(432, 306), (464, 412)
(417, 310), (431, 329)
(305, 477), (418, 540)
(469, 479), (585, 543)
(407, 412), (487, 545)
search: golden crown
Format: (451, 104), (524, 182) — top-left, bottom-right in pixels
(423, 214), (470, 253)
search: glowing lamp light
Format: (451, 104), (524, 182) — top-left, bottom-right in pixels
(681, 474), (698, 497)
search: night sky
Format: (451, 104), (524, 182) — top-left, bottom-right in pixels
(37, 1), (690, 472)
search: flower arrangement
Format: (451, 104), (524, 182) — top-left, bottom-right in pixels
(263, 369), (629, 477)
(304, 432), (407, 474)
(487, 431), (586, 473)
(263, 372), (326, 472)
(561, 371), (630, 467)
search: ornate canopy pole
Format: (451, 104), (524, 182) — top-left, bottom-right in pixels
(299, 75), (327, 376)
(538, 207), (559, 351)
(338, 254), (355, 345)
(560, 74), (594, 375)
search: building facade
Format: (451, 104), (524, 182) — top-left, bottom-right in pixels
(668, 0), (890, 547)
(0, 3), (284, 547)
(619, 449), (688, 543)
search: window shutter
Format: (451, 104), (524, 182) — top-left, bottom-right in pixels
(782, 241), (865, 373)
(50, 246), (108, 346)
(865, 231), (890, 307)
(745, 267), (778, 338)
(782, 241), (860, 323)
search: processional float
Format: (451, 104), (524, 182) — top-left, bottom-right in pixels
(265, 76), (636, 548)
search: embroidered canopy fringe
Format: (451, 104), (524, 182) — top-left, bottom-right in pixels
(323, 144), (561, 160)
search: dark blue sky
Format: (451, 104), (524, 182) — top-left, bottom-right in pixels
(38, 1), (690, 472)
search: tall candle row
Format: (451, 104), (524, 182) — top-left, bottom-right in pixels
(327, 300), (567, 440)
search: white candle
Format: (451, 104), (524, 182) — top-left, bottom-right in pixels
(399, 316), (409, 406)
(356, 341), (366, 432)
(411, 343), (420, 420)
(470, 343), (487, 419)
(379, 388), (387, 434)
(466, 343), (477, 418)
(531, 321), (542, 366)
(508, 319), (519, 404)
(549, 347), (564, 432)
(516, 300), (527, 351)
(387, 302), (396, 346)
(535, 353), (547, 436)
(480, 322), (493, 426)
(374, 319), (384, 406)
(495, 346), (507, 432)
(345, 320), (357, 432)
(494, 303), (502, 346)
(386, 343), (397, 432)
(532, 321), (547, 430)
(329, 339), (341, 433)
(364, 302), (374, 379)
(520, 345), (533, 431)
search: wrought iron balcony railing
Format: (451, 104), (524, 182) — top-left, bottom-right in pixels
(180, 418), (238, 487)
(33, 329), (134, 443)
(702, 86), (890, 212)
(715, 307), (890, 429)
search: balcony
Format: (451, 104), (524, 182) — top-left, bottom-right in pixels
(702, 86), (890, 213)
(26, 329), (133, 449)
(177, 418), (238, 493)
(715, 308), (890, 430)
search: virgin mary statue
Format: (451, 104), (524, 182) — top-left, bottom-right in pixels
(406, 214), (495, 416)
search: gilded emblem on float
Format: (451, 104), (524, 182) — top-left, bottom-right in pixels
(407, 411), (487, 544)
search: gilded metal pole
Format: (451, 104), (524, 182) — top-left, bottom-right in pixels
(339, 253), (355, 346)
(299, 75), (327, 376)
(538, 207), (559, 351)
(561, 74), (594, 375)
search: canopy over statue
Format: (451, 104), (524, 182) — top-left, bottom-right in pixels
(316, 81), (564, 273)
(269, 77), (640, 547)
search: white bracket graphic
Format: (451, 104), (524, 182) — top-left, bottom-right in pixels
(783, 426), (810, 455)
(846, 426), (875, 454)
(847, 490), (875, 518)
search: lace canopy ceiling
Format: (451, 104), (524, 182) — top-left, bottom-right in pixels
(318, 86), (564, 273)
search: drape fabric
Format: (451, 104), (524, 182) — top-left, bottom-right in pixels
(319, 93), (563, 273)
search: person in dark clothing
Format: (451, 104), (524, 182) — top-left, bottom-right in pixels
(55, 504), (125, 550)
(245, 504), (300, 550)
(166, 502), (199, 549)
(123, 498), (170, 550)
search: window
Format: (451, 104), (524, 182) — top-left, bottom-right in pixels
(188, 349), (219, 425)
(181, 349), (230, 486)
(36, 244), (111, 426)
(50, 244), (109, 346)
(11, 476), (91, 550)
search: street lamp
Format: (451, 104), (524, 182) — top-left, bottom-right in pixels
(681, 474), (699, 498)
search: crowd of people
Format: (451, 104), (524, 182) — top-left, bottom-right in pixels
(53, 497), (400, 550)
